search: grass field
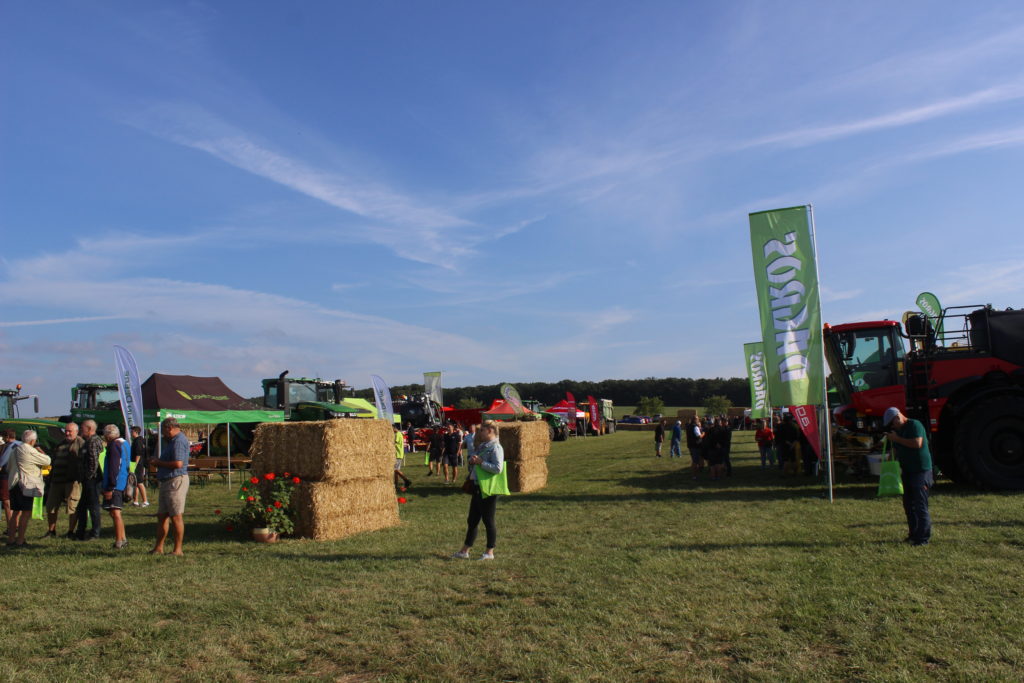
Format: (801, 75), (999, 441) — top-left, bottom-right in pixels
(1, 431), (1022, 681)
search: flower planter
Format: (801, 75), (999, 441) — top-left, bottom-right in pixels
(251, 528), (279, 543)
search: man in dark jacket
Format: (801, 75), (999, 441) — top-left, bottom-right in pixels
(46, 422), (84, 539)
(74, 419), (104, 540)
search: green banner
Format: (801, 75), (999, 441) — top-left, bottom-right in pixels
(748, 206), (824, 407)
(743, 342), (771, 418)
(915, 291), (944, 339)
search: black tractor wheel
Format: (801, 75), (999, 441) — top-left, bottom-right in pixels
(954, 394), (1024, 490)
(547, 424), (555, 441)
(555, 426), (568, 441)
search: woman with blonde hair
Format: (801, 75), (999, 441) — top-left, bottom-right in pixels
(451, 421), (508, 560)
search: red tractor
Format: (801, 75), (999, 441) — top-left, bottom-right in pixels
(824, 305), (1024, 489)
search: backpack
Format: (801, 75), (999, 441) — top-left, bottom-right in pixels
(123, 471), (138, 502)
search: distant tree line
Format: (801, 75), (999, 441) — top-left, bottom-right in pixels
(355, 377), (749, 408)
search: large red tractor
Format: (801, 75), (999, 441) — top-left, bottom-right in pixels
(824, 305), (1024, 489)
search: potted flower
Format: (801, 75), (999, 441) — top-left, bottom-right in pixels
(226, 472), (300, 542)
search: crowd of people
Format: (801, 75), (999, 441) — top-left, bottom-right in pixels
(654, 412), (820, 480)
(0, 417), (191, 554)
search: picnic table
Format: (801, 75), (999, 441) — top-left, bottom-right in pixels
(188, 456), (253, 485)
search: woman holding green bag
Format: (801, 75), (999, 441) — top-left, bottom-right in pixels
(452, 421), (508, 561)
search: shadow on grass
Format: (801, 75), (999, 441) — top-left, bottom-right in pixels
(662, 539), (900, 552)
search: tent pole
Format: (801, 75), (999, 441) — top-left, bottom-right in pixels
(227, 423), (232, 487)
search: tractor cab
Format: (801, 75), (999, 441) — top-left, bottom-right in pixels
(262, 372), (355, 420)
(823, 320), (907, 432)
(1, 385), (40, 420)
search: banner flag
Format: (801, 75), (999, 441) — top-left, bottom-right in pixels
(915, 291), (945, 339)
(500, 383), (526, 415)
(113, 345), (145, 431)
(370, 375), (394, 424)
(790, 404), (821, 460)
(749, 206), (824, 407)
(423, 372), (443, 407)
(566, 392), (577, 429)
(587, 396), (600, 432)
(744, 342), (771, 419)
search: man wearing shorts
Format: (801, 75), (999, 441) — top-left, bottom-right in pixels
(45, 422), (84, 539)
(101, 424), (131, 550)
(150, 417), (190, 556)
(442, 423), (462, 483)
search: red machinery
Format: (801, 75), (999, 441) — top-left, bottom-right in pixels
(824, 305), (1024, 489)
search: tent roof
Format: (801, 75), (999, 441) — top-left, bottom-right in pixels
(141, 373), (284, 424)
(482, 399), (533, 419)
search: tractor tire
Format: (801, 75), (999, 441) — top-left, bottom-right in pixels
(547, 424), (555, 441)
(555, 426), (568, 442)
(954, 394), (1024, 490)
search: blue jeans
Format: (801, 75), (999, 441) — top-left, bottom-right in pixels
(901, 469), (933, 543)
(670, 440), (682, 458)
(759, 444), (774, 467)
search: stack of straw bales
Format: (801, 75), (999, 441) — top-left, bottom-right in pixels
(250, 420), (399, 540)
(493, 420), (550, 494)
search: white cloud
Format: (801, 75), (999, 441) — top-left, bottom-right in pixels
(0, 315), (127, 327)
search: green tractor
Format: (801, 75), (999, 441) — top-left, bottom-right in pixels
(0, 385), (64, 450)
(261, 371), (373, 421)
(521, 399), (569, 441)
(68, 383), (123, 427)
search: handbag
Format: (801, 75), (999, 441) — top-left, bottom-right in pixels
(877, 442), (903, 497)
(461, 478), (475, 495)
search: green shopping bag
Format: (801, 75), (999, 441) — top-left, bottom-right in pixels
(32, 495), (44, 520)
(877, 442), (903, 497)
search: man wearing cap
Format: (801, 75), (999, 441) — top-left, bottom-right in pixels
(883, 407), (933, 546)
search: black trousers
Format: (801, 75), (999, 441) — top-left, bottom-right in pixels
(464, 487), (498, 549)
(75, 478), (102, 538)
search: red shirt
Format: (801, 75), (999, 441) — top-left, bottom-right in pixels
(755, 428), (774, 445)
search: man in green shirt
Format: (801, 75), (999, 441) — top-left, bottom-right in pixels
(883, 407), (933, 546)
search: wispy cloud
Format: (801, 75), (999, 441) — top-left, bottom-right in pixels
(740, 82), (1024, 151)
(0, 316), (127, 328)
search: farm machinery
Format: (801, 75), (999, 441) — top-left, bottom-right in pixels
(0, 385), (64, 450)
(824, 304), (1024, 489)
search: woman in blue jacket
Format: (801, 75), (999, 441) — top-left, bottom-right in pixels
(102, 424), (132, 550)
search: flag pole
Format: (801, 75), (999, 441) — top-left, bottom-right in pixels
(808, 204), (834, 503)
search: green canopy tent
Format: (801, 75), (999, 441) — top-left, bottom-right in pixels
(142, 373), (285, 484)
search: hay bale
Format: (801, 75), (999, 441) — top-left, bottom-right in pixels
(251, 420), (393, 481)
(677, 409), (698, 420)
(507, 459), (548, 494)
(496, 420), (550, 463)
(292, 478), (400, 540)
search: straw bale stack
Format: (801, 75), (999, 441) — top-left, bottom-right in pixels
(291, 478), (399, 540)
(492, 420), (549, 493)
(251, 420), (393, 481)
(249, 420), (399, 541)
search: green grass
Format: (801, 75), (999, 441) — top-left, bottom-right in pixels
(2, 432), (1023, 681)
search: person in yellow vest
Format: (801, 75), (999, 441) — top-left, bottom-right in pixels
(451, 421), (508, 561)
(393, 424), (411, 490)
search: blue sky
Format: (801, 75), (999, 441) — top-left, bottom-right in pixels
(3, 1), (1024, 415)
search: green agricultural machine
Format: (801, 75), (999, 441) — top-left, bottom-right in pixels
(0, 385), (64, 450)
(261, 371), (372, 421)
(68, 382), (123, 426)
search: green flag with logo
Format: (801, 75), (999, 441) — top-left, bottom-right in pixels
(748, 206), (824, 407)
(915, 291), (944, 339)
(744, 342), (771, 418)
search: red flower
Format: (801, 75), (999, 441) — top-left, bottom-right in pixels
(242, 486), (248, 492)
(247, 496), (255, 502)
(292, 477), (300, 484)
(274, 501), (282, 508)
(264, 472), (276, 481)
(397, 497), (407, 504)
(283, 471), (290, 477)
(250, 477), (259, 484)
(266, 506), (273, 512)
(225, 524), (234, 532)
(214, 509), (221, 515)
(399, 487), (407, 492)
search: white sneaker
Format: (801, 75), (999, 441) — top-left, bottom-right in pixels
(478, 553), (494, 561)
(132, 502), (141, 507)
(450, 550), (470, 559)
(141, 502), (150, 508)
